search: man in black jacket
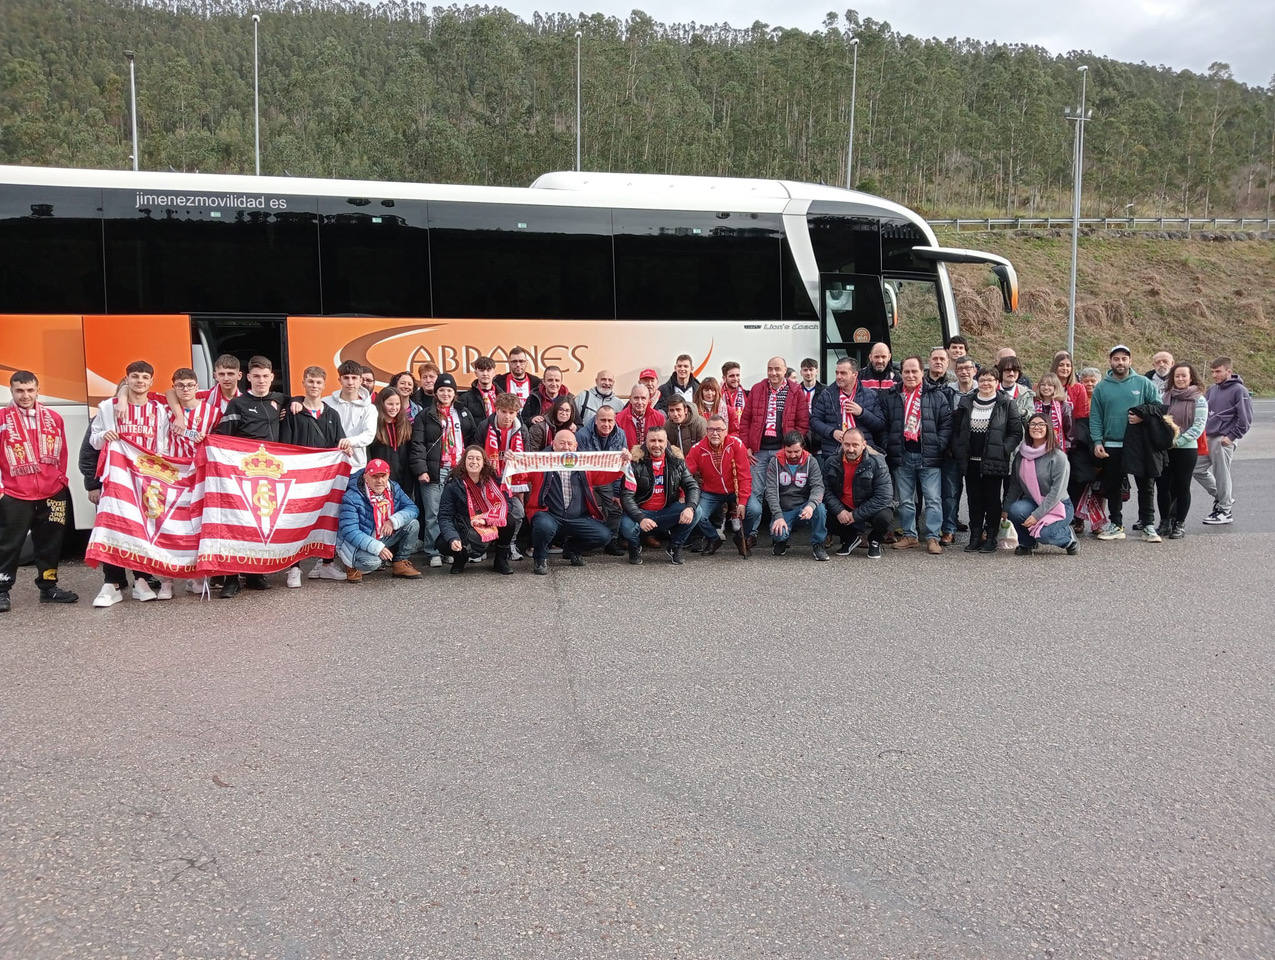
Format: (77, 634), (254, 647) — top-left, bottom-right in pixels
(881, 356), (952, 554)
(281, 365), (348, 587)
(618, 427), (700, 565)
(822, 429), (894, 559)
(458, 355), (504, 422)
(655, 354), (700, 413)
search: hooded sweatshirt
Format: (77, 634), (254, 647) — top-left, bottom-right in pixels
(325, 390), (377, 468)
(1204, 373), (1253, 442)
(1089, 369), (1160, 449)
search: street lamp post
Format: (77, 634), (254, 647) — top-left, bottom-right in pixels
(252, 14), (261, 176)
(575, 30), (582, 171)
(1065, 65), (1091, 358)
(845, 36), (859, 189)
(125, 50), (138, 171)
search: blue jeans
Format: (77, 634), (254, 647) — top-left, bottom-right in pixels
(772, 502), (827, 544)
(695, 490), (741, 541)
(530, 511), (612, 562)
(339, 518), (420, 572)
(940, 457), (963, 535)
(419, 465), (450, 557)
(744, 449), (779, 537)
(1007, 498), (1075, 547)
(894, 450), (942, 541)
(619, 503), (696, 547)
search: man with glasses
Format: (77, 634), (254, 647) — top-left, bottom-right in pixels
(495, 346), (541, 410)
(685, 414), (753, 557)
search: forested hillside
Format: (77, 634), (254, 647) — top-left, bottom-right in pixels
(2, 0), (1273, 218)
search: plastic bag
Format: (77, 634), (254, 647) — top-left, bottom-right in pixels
(997, 517), (1019, 551)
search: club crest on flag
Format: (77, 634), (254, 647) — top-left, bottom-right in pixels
(131, 452), (185, 544)
(234, 446), (294, 543)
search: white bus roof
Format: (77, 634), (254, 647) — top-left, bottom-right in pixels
(0, 164), (926, 224)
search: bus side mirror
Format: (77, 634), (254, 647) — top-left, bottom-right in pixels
(991, 264), (1018, 313)
(910, 245), (1019, 314)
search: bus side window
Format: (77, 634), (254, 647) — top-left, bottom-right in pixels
(0, 185), (105, 313)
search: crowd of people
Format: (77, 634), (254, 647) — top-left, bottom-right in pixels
(0, 338), (1256, 611)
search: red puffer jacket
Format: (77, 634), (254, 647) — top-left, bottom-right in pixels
(736, 380), (810, 453)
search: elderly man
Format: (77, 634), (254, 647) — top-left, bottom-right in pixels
(577, 369), (620, 422)
(685, 413), (753, 557)
(822, 428), (893, 560)
(525, 431), (622, 575)
(619, 426), (700, 565)
(615, 382), (666, 447)
(336, 458), (422, 582)
(1145, 351), (1175, 392)
(576, 403), (628, 552)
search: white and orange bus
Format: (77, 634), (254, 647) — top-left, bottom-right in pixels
(0, 165), (1017, 527)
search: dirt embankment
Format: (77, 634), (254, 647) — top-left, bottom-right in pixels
(939, 231), (1275, 393)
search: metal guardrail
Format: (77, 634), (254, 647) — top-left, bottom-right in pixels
(927, 216), (1274, 232)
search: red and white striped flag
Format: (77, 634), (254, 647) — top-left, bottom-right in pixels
(194, 435), (350, 575)
(85, 440), (201, 577)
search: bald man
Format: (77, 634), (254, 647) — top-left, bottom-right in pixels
(737, 356), (810, 546)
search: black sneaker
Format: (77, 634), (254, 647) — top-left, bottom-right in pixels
(628, 544), (643, 565)
(568, 552), (586, 567)
(1168, 522), (1185, 539)
(603, 539), (626, 556)
(666, 544), (684, 565)
(1155, 521), (1172, 537)
(1014, 545), (1035, 556)
(0, 592), (9, 613)
(979, 539), (998, 554)
(963, 539), (982, 553)
(243, 574), (271, 591)
(836, 535), (862, 556)
(219, 578), (242, 599)
(533, 558), (549, 575)
(1065, 538), (1080, 556)
(39, 586), (78, 604)
(812, 545), (830, 561)
(955, 521), (969, 533)
(1131, 521), (1144, 532)
(703, 536), (723, 556)
(773, 540), (789, 556)
(866, 541), (882, 560)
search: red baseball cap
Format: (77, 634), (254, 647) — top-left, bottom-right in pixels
(365, 458), (391, 476)
(639, 368), (658, 379)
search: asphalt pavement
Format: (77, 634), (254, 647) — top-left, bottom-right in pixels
(2, 405), (1272, 959)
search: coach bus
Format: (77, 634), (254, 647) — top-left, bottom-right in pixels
(0, 164), (1017, 527)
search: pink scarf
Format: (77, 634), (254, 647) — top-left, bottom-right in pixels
(1018, 444), (1066, 536)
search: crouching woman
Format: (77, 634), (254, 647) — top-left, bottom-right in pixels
(1002, 413), (1079, 555)
(437, 445), (514, 575)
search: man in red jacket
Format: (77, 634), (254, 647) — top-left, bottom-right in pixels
(0, 371), (78, 611)
(615, 383), (665, 448)
(736, 356), (810, 547)
(685, 414), (755, 557)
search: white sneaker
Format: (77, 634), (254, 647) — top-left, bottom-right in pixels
(186, 578), (207, 595)
(93, 584), (123, 608)
(286, 567), (302, 589)
(132, 580), (158, 602)
(156, 581), (174, 600)
(1095, 523), (1126, 541)
(1141, 526), (1162, 543)
(1202, 510), (1233, 525)
(429, 555), (443, 568)
(509, 543), (524, 561)
(310, 562), (347, 581)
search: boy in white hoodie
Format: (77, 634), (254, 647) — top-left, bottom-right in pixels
(325, 360), (377, 469)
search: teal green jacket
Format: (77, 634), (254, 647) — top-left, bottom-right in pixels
(1090, 370), (1161, 448)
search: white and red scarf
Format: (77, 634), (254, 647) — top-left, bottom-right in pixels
(901, 386), (923, 442)
(484, 421), (527, 492)
(2, 403), (62, 476)
(438, 404), (462, 468)
(839, 388), (858, 431)
(763, 382), (788, 438)
(723, 385), (746, 431)
(1038, 399), (1067, 451)
(369, 490), (393, 532)
(464, 474), (508, 541)
(478, 385), (498, 417)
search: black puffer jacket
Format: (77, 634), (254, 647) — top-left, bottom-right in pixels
(1122, 402), (1171, 479)
(822, 447), (893, 520)
(620, 445), (700, 519)
(880, 381), (953, 469)
(408, 403), (479, 481)
(950, 392), (1024, 477)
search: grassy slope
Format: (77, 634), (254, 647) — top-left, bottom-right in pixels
(936, 231), (1275, 393)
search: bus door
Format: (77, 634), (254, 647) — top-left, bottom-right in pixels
(191, 314), (288, 392)
(819, 273), (890, 373)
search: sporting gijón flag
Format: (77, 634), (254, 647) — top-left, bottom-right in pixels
(194, 435), (350, 575)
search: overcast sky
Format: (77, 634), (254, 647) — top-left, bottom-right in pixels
(494, 0), (1273, 87)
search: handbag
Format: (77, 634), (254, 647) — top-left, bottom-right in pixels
(1197, 433), (1209, 456)
(997, 517), (1019, 551)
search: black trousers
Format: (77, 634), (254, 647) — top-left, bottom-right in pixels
(0, 488), (68, 593)
(828, 506), (893, 544)
(1100, 447), (1154, 527)
(437, 522), (513, 562)
(965, 465), (1003, 544)
(1156, 448), (1198, 525)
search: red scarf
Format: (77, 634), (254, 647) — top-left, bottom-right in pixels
(901, 386), (922, 442)
(1036, 399), (1067, 451)
(2, 403), (62, 476)
(484, 420), (526, 491)
(723, 386), (746, 431)
(479, 385), (497, 416)
(369, 490), (393, 531)
(464, 474), (508, 540)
